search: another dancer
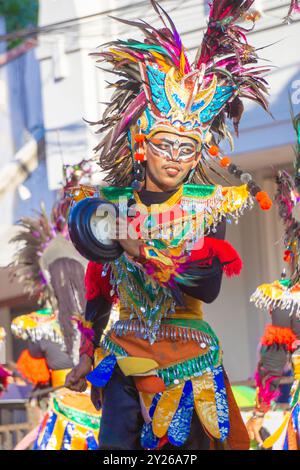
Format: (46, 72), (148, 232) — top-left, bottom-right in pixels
(248, 112), (300, 449)
(10, 163), (102, 450)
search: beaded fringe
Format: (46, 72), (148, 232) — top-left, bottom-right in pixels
(100, 335), (128, 357)
(181, 186), (254, 233)
(157, 352), (220, 387)
(110, 320), (218, 349)
(11, 323), (66, 350)
(100, 327), (221, 387)
(250, 290), (300, 318)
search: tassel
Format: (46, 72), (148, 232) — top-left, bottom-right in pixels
(261, 324), (297, 352)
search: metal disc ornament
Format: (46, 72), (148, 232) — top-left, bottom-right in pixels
(68, 198), (124, 263)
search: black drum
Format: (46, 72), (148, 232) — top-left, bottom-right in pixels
(68, 198), (124, 263)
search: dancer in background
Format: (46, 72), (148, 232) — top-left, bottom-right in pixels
(248, 112), (300, 450)
(10, 162), (103, 450)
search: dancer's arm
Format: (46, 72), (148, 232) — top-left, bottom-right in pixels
(65, 262), (114, 392)
(179, 219), (226, 303)
(78, 261), (115, 360)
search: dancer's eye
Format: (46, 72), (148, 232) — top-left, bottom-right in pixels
(180, 146), (194, 155)
(158, 143), (169, 151)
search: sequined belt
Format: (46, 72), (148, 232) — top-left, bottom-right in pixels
(109, 319), (219, 350)
(99, 320), (222, 387)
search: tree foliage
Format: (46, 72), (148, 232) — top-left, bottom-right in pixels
(0, 0), (39, 49)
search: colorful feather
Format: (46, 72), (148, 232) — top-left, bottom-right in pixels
(9, 205), (57, 307)
(285, 1), (300, 21)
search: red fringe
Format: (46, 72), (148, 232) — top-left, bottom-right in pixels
(17, 349), (50, 385)
(189, 237), (243, 277)
(261, 324), (297, 352)
(85, 261), (115, 302)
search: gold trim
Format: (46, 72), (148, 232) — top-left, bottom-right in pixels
(133, 186), (183, 213)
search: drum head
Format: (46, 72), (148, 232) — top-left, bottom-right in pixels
(68, 198), (124, 263)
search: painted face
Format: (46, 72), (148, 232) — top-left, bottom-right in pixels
(147, 136), (197, 163)
(144, 132), (200, 191)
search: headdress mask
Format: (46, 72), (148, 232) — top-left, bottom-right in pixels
(92, 0), (270, 187)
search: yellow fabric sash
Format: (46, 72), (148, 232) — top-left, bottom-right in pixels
(51, 369), (71, 388)
(120, 294), (203, 321)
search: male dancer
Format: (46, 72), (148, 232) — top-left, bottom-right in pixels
(66, 0), (273, 450)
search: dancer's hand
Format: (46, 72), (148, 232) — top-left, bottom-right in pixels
(65, 354), (92, 392)
(114, 217), (143, 258)
(246, 415), (264, 446)
(118, 238), (143, 258)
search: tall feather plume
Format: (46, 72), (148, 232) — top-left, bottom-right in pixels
(196, 0), (270, 140)
(9, 206), (57, 307)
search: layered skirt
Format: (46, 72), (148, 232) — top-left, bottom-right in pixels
(33, 387), (101, 450)
(88, 318), (249, 450)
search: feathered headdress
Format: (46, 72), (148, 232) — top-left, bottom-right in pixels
(91, 0), (270, 187)
(10, 205), (59, 307)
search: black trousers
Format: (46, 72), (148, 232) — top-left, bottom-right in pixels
(99, 366), (210, 450)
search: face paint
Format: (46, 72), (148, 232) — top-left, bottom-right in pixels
(147, 137), (198, 163)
